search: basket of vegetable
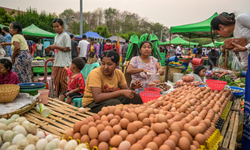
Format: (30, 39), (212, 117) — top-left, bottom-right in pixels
(229, 86), (245, 97)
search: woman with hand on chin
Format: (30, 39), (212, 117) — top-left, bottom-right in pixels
(45, 18), (72, 97)
(126, 41), (164, 92)
(211, 12), (250, 150)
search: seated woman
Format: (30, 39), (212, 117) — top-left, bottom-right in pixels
(187, 65), (207, 83)
(82, 50), (143, 113)
(0, 58), (19, 84)
(126, 41), (164, 92)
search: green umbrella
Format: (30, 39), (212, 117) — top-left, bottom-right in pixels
(126, 35), (139, 61)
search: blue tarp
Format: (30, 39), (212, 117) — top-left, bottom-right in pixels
(64, 31), (82, 40)
(81, 31), (105, 39)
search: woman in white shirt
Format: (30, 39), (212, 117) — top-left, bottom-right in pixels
(211, 12), (250, 150)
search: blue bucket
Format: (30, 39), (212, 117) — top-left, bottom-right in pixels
(166, 56), (178, 62)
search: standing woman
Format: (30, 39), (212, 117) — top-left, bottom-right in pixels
(0, 27), (8, 57)
(45, 18), (71, 97)
(86, 38), (99, 59)
(211, 12), (250, 150)
(0, 22), (32, 83)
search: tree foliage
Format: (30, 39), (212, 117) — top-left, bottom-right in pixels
(0, 8), (15, 26)
(93, 26), (112, 38)
(14, 7), (57, 33)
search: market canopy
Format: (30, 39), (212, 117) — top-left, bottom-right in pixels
(159, 36), (198, 46)
(82, 31), (105, 39)
(0, 24), (8, 29)
(107, 35), (126, 43)
(170, 13), (218, 38)
(203, 41), (224, 47)
(64, 31), (82, 40)
(23, 24), (56, 38)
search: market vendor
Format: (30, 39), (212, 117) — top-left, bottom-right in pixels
(187, 65), (207, 83)
(208, 48), (220, 70)
(211, 12), (250, 150)
(126, 41), (164, 92)
(82, 50), (143, 113)
(0, 58), (19, 84)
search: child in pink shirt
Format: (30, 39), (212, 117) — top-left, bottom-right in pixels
(0, 58), (19, 84)
(59, 58), (85, 104)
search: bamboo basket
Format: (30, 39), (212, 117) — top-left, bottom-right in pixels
(168, 66), (184, 82)
(0, 84), (20, 103)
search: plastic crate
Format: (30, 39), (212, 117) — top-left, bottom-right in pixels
(139, 91), (161, 103)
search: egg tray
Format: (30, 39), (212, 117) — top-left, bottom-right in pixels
(199, 129), (223, 150)
(221, 100), (233, 120)
(215, 118), (225, 131)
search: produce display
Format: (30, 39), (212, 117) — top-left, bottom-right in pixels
(218, 75), (245, 88)
(156, 83), (171, 91)
(0, 115), (89, 150)
(175, 76), (202, 87)
(66, 86), (232, 150)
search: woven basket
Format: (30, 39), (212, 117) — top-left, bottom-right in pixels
(0, 84), (20, 103)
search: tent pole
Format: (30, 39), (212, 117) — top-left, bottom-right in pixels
(165, 33), (171, 82)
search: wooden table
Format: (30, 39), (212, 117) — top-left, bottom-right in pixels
(23, 98), (94, 137)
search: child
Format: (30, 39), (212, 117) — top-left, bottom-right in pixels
(59, 58), (85, 104)
(0, 58), (19, 84)
(187, 65), (207, 83)
(82, 50), (143, 113)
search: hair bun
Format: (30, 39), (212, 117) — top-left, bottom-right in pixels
(228, 13), (235, 21)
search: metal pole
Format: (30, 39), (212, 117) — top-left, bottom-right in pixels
(80, 0), (83, 35)
(64, 17), (67, 31)
(160, 30), (162, 42)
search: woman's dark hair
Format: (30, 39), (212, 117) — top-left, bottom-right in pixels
(193, 65), (206, 75)
(210, 12), (235, 43)
(100, 50), (120, 64)
(72, 58), (85, 70)
(0, 58), (12, 71)
(52, 18), (64, 26)
(106, 39), (111, 42)
(90, 38), (95, 41)
(2, 27), (9, 33)
(11, 22), (23, 34)
(70, 34), (74, 39)
(140, 41), (153, 49)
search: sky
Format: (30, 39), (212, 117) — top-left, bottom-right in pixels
(1, 0), (250, 28)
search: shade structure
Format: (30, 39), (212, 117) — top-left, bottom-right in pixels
(107, 35), (126, 43)
(203, 41), (224, 47)
(170, 13), (218, 38)
(23, 24), (56, 38)
(0, 24), (8, 29)
(159, 37), (198, 46)
(82, 31), (105, 39)
(64, 31), (82, 40)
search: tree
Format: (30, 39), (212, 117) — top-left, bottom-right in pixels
(71, 21), (89, 35)
(15, 7), (57, 33)
(0, 8), (15, 26)
(93, 26), (112, 38)
(59, 9), (75, 31)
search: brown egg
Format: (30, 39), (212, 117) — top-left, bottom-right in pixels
(142, 118), (151, 127)
(95, 120), (102, 125)
(188, 126), (199, 137)
(114, 115), (121, 122)
(118, 141), (131, 150)
(113, 125), (122, 134)
(98, 142), (109, 150)
(153, 137), (163, 147)
(107, 114), (115, 121)
(138, 128), (148, 136)
(88, 126), (98, 139)
(130, 143), (143, 150)
(101, 115), (109, 122)
(124, 112), (133, 122)
(96, 124), (105, 133)
(157, 114), (168, 123)
(110, 135), (123, 147)
(170, 123), (181, 133)
(119, 130), (129, 140)
(82, 119), (89, 125)
(142, 135), (153, 143)
(181, 131), (193, 143)
(88, 122), (96, 127)
(92, 114), (101, 121)
(98, 111), (105, 117)
(110, 119), (119, 127)
(148, 130), (157, 138)
(89, 139), (99, 150)
(80, 135), (90, 143)
(190, 145), (198, 150)
(104, 126), (114, 137)
(138, 113), (148, 121)
(137, 140), (147, 148)
(195, 134), (206, 145)
(168, 135), (178, 145)
(153, 123), (165, 134)
(159, 145), (171, 150)
(73, 121), (84, 132)
(126, 134), (137, 145)
(73, 133), (81, 140)
(165, 129), (171, 137)
(102, 121), (110, 126)
(164, 140), (176, 150)
(143, 126), (150, 131)
(192, 141), (200, 149)
(127, 123), (138, 134)
(172, 131), (181, 140)
(86, 116), (94, 122)
(114, 109), (121, 116)
(65, 130), (74, 140)
(178, 137), (190, 150)
(134, 132), (143, 141)
(146, 142), (158, 150)
(120, 118), (130, 129)
(134, 121), (143, 129)
(158, 134), (168, 141)
(110, 148), (118, 150)
(130, 112), (138, 121)
(184, 123), (191, 131)
(98, 130), (111, 142)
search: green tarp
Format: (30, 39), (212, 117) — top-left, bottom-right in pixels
(203, 41), (224, 47)
(159, 36), (198, 46)
(0, 24), (8, 29)
(23, 24), (56, 38)
(170, 13), (218, 37)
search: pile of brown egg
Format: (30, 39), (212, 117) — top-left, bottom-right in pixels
(65, 86), (232, 150)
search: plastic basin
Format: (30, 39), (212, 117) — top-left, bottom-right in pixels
(192, 58), (203, 65)
(20, 86), (46, 96)
(230, 86), (245, 97)
(206, 80), (227, 91)
(18, 82), (46, 89)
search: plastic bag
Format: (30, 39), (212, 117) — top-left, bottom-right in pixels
(218, 50), (233, 69)
(232, 52), (243, 77)
(146, 72), (160, 87)
(0, 47), (6, 57)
